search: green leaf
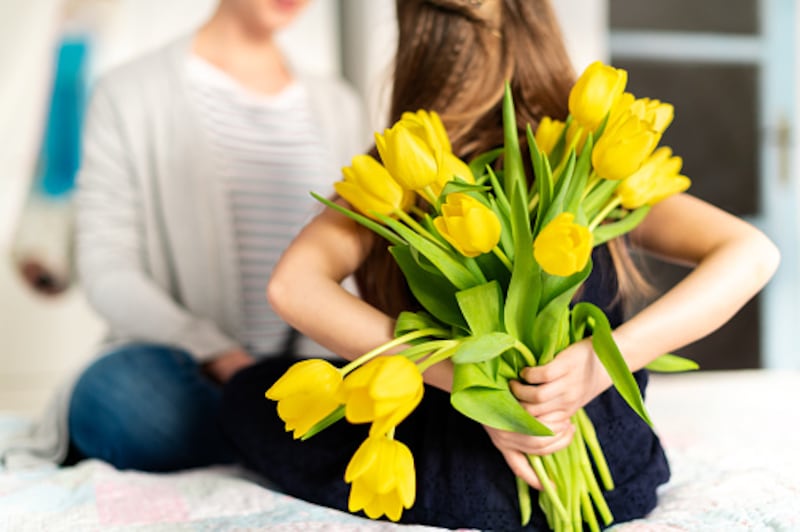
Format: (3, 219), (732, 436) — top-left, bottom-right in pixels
(439, 180), (492, 198)
(451, 332), (518, 364)
(592, 206), (651, 246)
(394, 311), (447, 338)
(530, 259), (591, 365)
(504, 217), (540, 350)
(531, 303), (570, 366)
(377, 213), (484, 290)
(451, 358), (505, 392)
(300, 405), (345, 440)
(451, 387), (553, 437)
(645, 354), (700, 372)
(583, 180), (618, 219)
(312, 193), (404, 246)
(546, 115), (573, 169)
(527, 125), (551, 217)
(468, 147), (503, 179)
(456, 280), (504, 335)
(563, 133), (594, 215)
(502, 83), (526, 199)
(571, 302), (653, 426)
(541, 151), (576, 226)
(501, 86), (542, 351)
(390, 246), (467, 329)
(487, 169), (514, 262)
(451, 362), (553, 436)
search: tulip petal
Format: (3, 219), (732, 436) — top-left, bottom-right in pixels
(363, 495), (386, 520)
(383, 493), (403, 522)
(345, 389), (376, 423)
(348, 479), (374, 513)
(345, 438), (379, 482)
(266, 359), (339, 399)
(395, 443), (416, 508)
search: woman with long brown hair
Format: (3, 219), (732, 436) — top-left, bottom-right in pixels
(221, 0), (778, 528)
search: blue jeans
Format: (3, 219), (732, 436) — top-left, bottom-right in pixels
(68, 343), (235, 471)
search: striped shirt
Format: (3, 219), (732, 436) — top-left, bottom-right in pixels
(186, 55), (335, 355)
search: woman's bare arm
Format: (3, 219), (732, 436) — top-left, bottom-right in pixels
(267, 203), (454, 391)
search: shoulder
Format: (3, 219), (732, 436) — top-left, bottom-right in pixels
(90, 36), (191, 108)
(301, 73), (364, 116)
(298, 72), (370, 158)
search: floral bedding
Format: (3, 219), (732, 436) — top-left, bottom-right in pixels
(1, 370), (798, 531)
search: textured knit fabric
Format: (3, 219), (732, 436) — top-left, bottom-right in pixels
(0, 35), (367, 469)
(221, 246), (671, 530)
(186, 56), (334, 355)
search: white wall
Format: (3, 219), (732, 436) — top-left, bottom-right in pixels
(0, 0), (340, 416)
(551, 0), (609, 69)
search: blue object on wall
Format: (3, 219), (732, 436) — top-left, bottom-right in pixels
(37, 36), (90, 198)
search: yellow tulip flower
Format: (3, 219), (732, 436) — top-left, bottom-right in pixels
(631, 97), (674, 134)
(568, 61), (628, 131)
(566, 119), (590, 154)
(616, 147), (691, 209)
(401, 109), (451, 154)
(432, 193), (502, 258)
(335, 155), (414, 220)
(266, 359), (343, 439)
(533, 213), (592, 277)
(535, 117), (566, 156)
(345, 435), (416, 522)
(399, 110), (472, 197)
(431, 152), (476, 197)
(609, 93), (673, 136)
(592, 109), (659, 181)
(375, 121), (441, 192)
(341, 356), (424, 437)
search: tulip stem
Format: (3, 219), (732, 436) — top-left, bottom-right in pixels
(553, 125), (584, 178)
(514, 341), (538, 368)
(420, 186), (439, 210)
(492, 246), (513, 271)
(340, 328), (449, 375)
(582, 171), (601, 200)
(528, 193), (540, 213)
(417, 343), (460, 373)
(395, 209), (445, 248)
(588, 196), (621, 232)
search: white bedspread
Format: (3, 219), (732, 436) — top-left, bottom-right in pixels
(1, 370), (799, 531)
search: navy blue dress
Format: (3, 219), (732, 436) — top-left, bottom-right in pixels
(221, 246), (670, 530)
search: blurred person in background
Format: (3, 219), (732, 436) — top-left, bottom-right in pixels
(1, 0), (366, 471)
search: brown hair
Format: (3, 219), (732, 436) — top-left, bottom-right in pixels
(355, 0), (648, 317)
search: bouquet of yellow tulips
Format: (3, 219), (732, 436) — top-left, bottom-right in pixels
(266, 61), (697, 531)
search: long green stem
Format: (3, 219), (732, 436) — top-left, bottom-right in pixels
(576, 409), (614, 491)
(588, 196), (622, 232)
(517, 476), (532, 526)
(395, 209), (443, 247)
(581, 171), (601, 200)
(528, 192), (540, 213)
(420, 185), (439, 209)
(339, 328), (448, 375)
(492, 246), (513, 272)
(528, 455), (569, 524)
(417, 343), (460, 373)
(553, 125), (584, 179)
(401, 340), (457, 363)
(514, 341), (537, 367)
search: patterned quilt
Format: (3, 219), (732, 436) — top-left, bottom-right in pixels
(1, 370), (799, 531)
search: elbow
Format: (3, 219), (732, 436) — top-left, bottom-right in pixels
(752, 229), (781, 286)
(267, 268), (293, 324)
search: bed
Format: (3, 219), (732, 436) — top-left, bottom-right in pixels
(2, 370), (799, 531)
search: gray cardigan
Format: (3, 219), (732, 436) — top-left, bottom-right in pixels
(1, 36), (368, 468)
